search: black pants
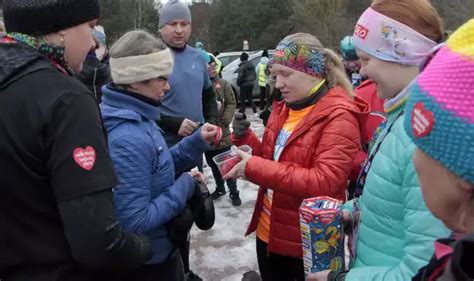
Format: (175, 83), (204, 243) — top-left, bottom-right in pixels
(259, 86), (266, 110)
(204, 147), (238, 195)
(256, 238), (305, 281)
(239, 85), (257, 113)
(123, 249), (185, 281)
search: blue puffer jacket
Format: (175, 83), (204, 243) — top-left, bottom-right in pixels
(344, 103), (450, 280)
(100, 86), (210, 264)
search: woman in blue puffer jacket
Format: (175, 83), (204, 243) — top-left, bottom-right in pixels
(308, 1), (450, 281)
(100, 30), (218, 281)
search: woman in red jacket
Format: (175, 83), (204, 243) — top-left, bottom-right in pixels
(225, 33), (368, 280)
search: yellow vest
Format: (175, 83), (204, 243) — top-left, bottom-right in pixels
(258, 63), (267, 87)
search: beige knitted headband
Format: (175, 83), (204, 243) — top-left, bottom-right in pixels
(110, 48), (174, 84)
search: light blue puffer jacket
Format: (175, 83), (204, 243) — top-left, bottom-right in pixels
(344, 104), (450, 280)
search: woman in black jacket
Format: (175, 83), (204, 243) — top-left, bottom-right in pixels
(0, 1), (151, 281)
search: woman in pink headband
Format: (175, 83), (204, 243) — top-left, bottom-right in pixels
(309, 0), (450, 280)
(225, 33), (369, 280)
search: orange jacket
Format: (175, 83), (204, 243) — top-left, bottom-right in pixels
(232, 86), (369, 257)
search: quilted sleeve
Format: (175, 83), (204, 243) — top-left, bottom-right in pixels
(170, 127), (211, 174)
(345, 119), (450, 281)
(244, 110), (360, 198)
(110, 135), (195, 235)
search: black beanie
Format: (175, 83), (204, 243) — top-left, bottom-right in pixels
(4, 0), (101, 36)
(240, 52), (249, 61)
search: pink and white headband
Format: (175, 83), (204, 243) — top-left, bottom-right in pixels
(353, 7), (437, 66)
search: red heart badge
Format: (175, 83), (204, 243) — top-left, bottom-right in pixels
(73, 146), (96, 171)
(412, 102), (434, 138)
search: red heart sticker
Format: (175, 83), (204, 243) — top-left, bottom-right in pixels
(412, 102), (434, 138)
(73, 146), (96, 171)
(214, 127), (223, 145)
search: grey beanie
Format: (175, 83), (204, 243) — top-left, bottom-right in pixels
(159, 1), (191, 28)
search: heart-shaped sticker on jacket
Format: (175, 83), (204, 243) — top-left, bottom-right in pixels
(73, 146), (96, 171)
(412, 102), (434, 138)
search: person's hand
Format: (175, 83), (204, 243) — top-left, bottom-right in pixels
(342, 210), (351, 223)
(232, 113), (251, 138)
(178, 119), (199, 137)
(188, 170), (207, 184)
(306, 270), (330, 281)
(200, 123), (219, 144)
(222, 149), (251, 180)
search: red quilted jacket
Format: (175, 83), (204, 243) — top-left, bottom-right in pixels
(232, 86), (369, 257)
(349, 79), (386, 181)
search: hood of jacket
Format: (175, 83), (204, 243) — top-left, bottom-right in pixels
(259, 57), (269, 65)
(0, 40), (53, 90)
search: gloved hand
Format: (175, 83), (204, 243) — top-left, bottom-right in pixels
(232, 112), (251, 138)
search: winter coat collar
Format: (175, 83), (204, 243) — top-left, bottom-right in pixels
(101, 85), (160, 122)
(271, 86), (369, 150)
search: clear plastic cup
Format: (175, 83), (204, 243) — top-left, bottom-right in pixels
(212, 145), (252, 176)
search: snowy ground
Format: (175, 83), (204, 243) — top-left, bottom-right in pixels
(190, 110), (265, 281)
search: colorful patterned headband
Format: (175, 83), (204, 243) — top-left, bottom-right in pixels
(353, 7), (437, 66)
(269, 40), (325, 77)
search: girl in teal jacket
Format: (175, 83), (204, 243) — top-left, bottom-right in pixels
(308, 0), (450, 280)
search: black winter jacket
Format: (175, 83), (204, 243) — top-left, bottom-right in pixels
(237, 60), (256, 88)
(0, 40), (151, 281)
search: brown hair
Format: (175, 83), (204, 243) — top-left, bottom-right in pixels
(281, 33), (354, 97)
(371, 0), (444, 43)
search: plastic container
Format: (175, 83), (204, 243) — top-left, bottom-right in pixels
(212, 145), (252, 176)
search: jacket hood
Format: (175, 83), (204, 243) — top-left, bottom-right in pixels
(0, 41), (52, 90)
(260, 57), (269, 65)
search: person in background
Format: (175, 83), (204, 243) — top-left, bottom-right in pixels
(404, 19), (473, 281)
(339, 35), (386, 199)
(237, 52), (258, 117)
(0, 22), (5, 33)
(0, 1), (152, 280)
(340, 35), (363, 87)
(157, 0), (218, 148)
(226, 33), (368, 280)
(75, 26), (111, 102)
(308, 0), (450, 280)
(256, 56), (269, 110)
(100, 30), (218, 281)
(157, 2), (218, 279)
(204, 62), (241, 206)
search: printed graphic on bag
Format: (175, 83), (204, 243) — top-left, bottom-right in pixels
(299, 196), (345, 274)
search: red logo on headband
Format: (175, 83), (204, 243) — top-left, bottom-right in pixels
(274, 49), (285, 58)
(355, 24), (369, 40)
(412, 102), (434, 138)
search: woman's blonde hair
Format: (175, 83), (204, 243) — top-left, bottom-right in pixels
(281, 33), (354, 97)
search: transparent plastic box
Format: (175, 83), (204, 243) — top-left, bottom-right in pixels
(212, 145), (252, 176)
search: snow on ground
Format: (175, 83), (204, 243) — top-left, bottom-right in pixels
(190, 110), (265, 281)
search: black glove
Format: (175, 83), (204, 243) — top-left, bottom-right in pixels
(189, 178), (215, 231)
(233, 112), (251, 138)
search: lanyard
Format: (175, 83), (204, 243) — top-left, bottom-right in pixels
(354, 110), (404, 198)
